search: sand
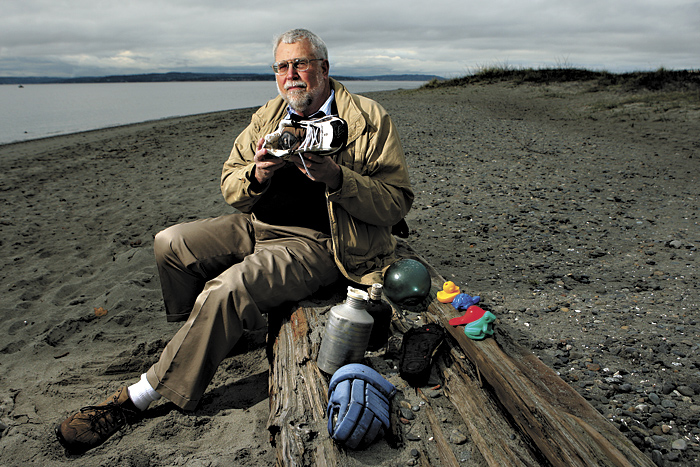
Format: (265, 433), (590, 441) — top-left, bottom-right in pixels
(0, 79), (698, 466)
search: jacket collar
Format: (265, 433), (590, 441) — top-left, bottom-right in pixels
(330, 78), (367, 146)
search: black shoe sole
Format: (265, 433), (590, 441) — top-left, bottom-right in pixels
(399, 324), (445, 387)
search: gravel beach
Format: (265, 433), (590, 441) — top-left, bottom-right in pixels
(1, 77), (698, 465)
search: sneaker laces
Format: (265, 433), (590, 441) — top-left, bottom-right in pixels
(78, 401), (137, 435)
(298, 124), (321, 152)
(295, 123), (322, 177)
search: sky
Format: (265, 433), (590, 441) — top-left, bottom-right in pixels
(1, 0), (698, 79)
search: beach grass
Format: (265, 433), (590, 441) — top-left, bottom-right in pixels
(423, 67), (700, 94)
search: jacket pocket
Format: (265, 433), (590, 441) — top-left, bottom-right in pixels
(339, 216), (394, 270)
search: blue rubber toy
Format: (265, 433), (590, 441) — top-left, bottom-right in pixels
(451, 293), (480, 310)
(326, 364), (396, 449)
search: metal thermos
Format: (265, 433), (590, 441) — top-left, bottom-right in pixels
(317, 286), (373, 375)
(366, 283), (392, 351)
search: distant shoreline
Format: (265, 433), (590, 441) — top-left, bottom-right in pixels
(0, 71), (443, 86)
(0, 80), (426, 145)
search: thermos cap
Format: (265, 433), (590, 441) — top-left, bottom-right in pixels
(369, 283), (383, 300)
(347, 286), (368, 301)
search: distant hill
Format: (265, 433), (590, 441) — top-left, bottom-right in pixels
(1, 72), (443, 85)
(422, 67), (699, 92)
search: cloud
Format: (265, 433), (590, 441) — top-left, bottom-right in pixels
(1, 0), (698, 77)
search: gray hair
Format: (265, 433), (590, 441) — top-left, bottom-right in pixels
(273, 28), (328, 60)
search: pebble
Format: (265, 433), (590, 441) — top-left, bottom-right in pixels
(400, 407), (416, 420)
(677, 385), (695, 396)
(661, 382), (676, 395)
(630, 425), (649, 438)
(649, 413), (664, 425)
(668, 240), (683, 249)
(618, 383), (633, 393)
(648, 392), (661, 405)
(596, 381), (610, 390)
(449, 429), (467, 445)
(671, 438), (687, 451)
(661, 399), (676, 409)
(406, 432), (421, 441)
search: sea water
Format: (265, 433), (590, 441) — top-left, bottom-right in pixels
(0, 80), (424, 145)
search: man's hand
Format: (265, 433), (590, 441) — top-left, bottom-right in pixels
(254, 137), (342, 189)
(253, 137), (285, 184)
(292, 152), (342, 190)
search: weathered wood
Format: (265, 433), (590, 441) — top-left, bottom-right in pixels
(435, 340), (542, 466)
(417, 388), (462, 467)
(267, 305), (349, 467)
(398, 242), (655, 467)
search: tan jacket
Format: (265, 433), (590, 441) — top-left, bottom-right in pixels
(221, 78), (414, 284)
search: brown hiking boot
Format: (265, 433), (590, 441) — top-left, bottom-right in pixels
(55, 387), (139, 454)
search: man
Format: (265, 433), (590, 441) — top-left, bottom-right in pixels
(55, 28), (413, 454)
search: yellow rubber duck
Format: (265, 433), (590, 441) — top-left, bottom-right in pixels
(437, 281), (460, 303)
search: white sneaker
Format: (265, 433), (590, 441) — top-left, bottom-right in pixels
(263, 115), (348, 159)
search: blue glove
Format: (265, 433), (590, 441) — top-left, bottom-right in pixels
(326, 364), (396, 449)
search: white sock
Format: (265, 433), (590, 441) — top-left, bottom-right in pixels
(127, 373), (162, 411)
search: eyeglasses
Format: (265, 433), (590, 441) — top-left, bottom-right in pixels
(272, 58), (323, 75)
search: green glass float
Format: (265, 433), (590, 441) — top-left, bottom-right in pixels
(383, 258), (431, 305)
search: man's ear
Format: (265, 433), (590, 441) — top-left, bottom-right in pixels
(321, 59), (330, 77)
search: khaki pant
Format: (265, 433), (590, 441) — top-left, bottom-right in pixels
(145, 213), (339, 410)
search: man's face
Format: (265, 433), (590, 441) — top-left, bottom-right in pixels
(275, 39), (330, 116)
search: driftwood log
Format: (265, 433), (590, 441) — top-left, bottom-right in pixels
(266, 302), (349, 466)
(266, 241), (656, 466)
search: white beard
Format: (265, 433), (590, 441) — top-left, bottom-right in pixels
(278, 74), (324, 114)
(284, 87), (314, 113)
